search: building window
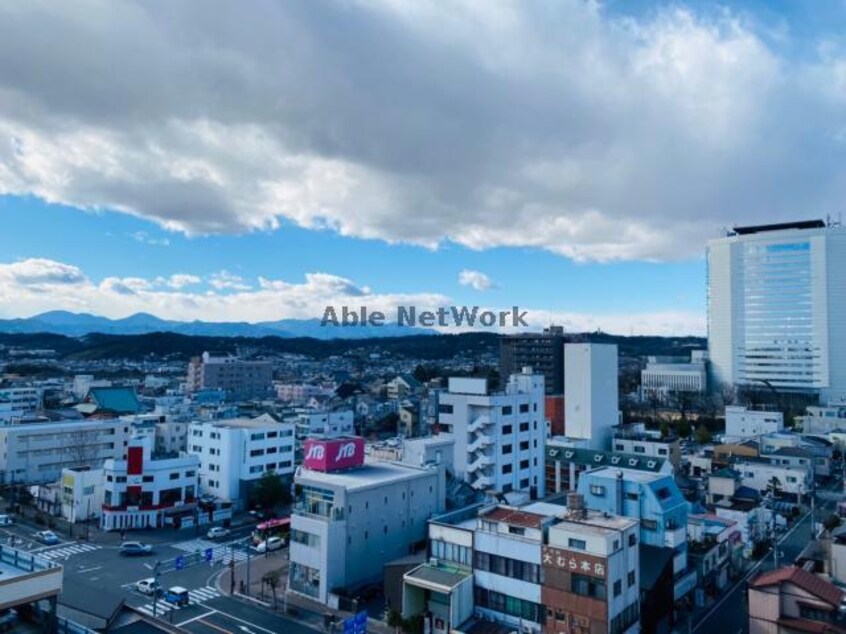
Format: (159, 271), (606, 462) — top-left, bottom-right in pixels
(519, 422), (529, 432)
(519, 441), (529, 451)
(439, 404), (454, 414)
(568, 538), (587, 550)
(658, 448), (668, 456)
(502, 425), (512, 434)
(502, 406), (512, 415)
(520, 459), (529, 470)
(170, 472), (179, 480)
(614, 579), (622, 597)
(629, 534), (637, 546)
(519, 404), (529, 413)
(641, 519), (657, 531)
(267, 431), (278, 438)
(615, 444), (624, 451)
(625, 492), (638, 501)
(634, 446), (645, 453)
(628, 570), (636, 587)
(250, 449), (265, 457)
(590, 485), (605, 496)
(520, 478), (529, 488)
(142, 475), (154, 483)
(502, 464), (513, 474)
(503, 444), (512, 455)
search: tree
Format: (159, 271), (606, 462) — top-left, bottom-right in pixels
(767, 476), (782, 499)
(676, 418), (692, 439)
(262, 569), (282, 608)
(659, 420), (670, 439)
(694, 424), (712, 445)
(64, 428), (101, 468)
(824, 513), (842, 533)
(250, 471), (289, 511)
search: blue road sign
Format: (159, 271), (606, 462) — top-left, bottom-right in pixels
(204, 548), (213, 562)
(343, 618), (355, 634)
(175, 556), (185, 570)
(354, 610), (367, 634)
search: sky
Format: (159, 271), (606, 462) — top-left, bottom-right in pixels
(2, 0), (846, 336)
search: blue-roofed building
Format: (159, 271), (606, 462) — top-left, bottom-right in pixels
(578, 466), (697, 614)
(83, 386), (141, 415)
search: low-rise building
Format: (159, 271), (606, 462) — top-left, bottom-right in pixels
(189, 415), (295, 508)
(613, 424), (681, 471)
(100, 438), (204, 531)
(289, 438), (445, 605)
(733, 460), (810, 500)
(686, 514), (742, 595)
(724, 406), (783, 440)
(641, 352), (707, 396)
(748, 566), (846, 633)
(543, 495), (640, 634)
(0, 418), (130, 485)
(186, 351), (273, 401)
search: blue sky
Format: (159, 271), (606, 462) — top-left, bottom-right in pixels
(1, 0), (843, 335)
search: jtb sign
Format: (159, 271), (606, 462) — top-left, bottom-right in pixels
(303, 437), (365, 472)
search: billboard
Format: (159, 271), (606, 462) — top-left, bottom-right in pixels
(303, 437), (365, 472)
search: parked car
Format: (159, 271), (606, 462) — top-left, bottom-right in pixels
(35, 530), (60, 545)
(207, 526), (230, 540)
(254, 536), (284, 553)
(0, 515), (14, 526)
(119, 541), (153, 556)
(0, 608), (17, 632)
(164, 586), (190, 607)
(135, 578), (161, 596)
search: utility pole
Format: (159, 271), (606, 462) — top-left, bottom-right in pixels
(229, 544), (236, 594)
(152, 561), (162, 618)
(246, 540), (251, 597)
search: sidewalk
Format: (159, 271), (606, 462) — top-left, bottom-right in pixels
(216, 550), (394, 633)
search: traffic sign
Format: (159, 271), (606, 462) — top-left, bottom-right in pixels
(175, 556), (185, 570)
(204, 548), (213, 562)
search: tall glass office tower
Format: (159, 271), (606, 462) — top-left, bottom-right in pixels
(707, 220), (846, 401)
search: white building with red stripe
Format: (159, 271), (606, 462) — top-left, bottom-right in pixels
(100, 437), (201, 531)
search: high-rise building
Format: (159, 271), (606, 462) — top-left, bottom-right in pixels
(437, 369), (546, 497)
(707, 220), (846, 400)
(500, 326), (566, 395)
(564, 343), (619, 450)
(186, 351), (273, 401)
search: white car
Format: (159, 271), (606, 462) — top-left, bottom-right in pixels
(0, 515), (13, 526)
(136, 578), (160, 596)
(207, 527), (230, 540)
(254, 536), (284, 553)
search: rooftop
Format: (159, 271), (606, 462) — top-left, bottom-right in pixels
(196, 414), (284, 430)
(296, 460), (437, 490)
(731, 219), (826, 235)
(404, 560), (472, 591)
(481, 506), (547, 529)
(750, 566), (844, 608)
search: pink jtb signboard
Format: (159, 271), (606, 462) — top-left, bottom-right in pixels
(302, 437), (365, 472)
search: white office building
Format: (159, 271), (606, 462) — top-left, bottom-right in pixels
(437, 369), (546, 496)
(188, 415), (295, 508)
(724, 406), (784, 440)
(565, 343), (619, 450)
(641, 352), (708, 396)
(707, 220), (846, 400)
(289, 455), (445, 604)
(0, 387), (44, 413)
(0, 419), (130, 484)
(290, 410), (354, 440)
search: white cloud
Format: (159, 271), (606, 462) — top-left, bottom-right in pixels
(209, 270), (251, 291)
(0, 2), (844, 261)
(161, 274), (201, 289)
(0, 258), (703, 335)
(458, 269), (494, 291)
(130, 231), (170, 247)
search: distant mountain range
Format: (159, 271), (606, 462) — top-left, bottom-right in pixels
(0, 311), (437, 340)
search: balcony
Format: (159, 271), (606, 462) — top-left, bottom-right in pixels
(468, 415), (492, 433)
(664, 526), (687, 549)
(467, 436), (493, 454)
(467, 453), (494, 473)
(471, 475), (494, 490)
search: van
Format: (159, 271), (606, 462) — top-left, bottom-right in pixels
(164, 586), (189, 607)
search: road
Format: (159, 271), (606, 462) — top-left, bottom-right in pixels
(691, 480), (842, 634)
(0, 513), (308, 633)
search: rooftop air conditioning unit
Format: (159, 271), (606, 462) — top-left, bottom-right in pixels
(429, 557), (439, 567)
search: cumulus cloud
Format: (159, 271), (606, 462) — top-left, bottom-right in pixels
(1, 2), (845, 261)
(0, 258), (87, 288)
(130, 231), (170, 247)
(159, 273), (201, 289)
(209, 270), (251, 291)
(458, 269), (494, 291)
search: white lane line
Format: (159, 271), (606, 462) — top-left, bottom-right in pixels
(175, 610), (217, 627)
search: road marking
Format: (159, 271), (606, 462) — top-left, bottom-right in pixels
(209, 609), (277, 634)
(175, 610), (216, 627)
(198, 619), (232, 634)
(692, 510), (812, 632)
(76, 565), (101, 574)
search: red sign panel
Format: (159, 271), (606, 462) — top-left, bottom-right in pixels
(127, 446), (144, 476)
(302, 437), (365, 472)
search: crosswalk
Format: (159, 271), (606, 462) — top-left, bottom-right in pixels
(172, 538), (250, 565)
(135, 586), (221, 617)
(38, 543), (102, 560)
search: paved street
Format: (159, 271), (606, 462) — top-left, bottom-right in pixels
(689, 479), (842, 634)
